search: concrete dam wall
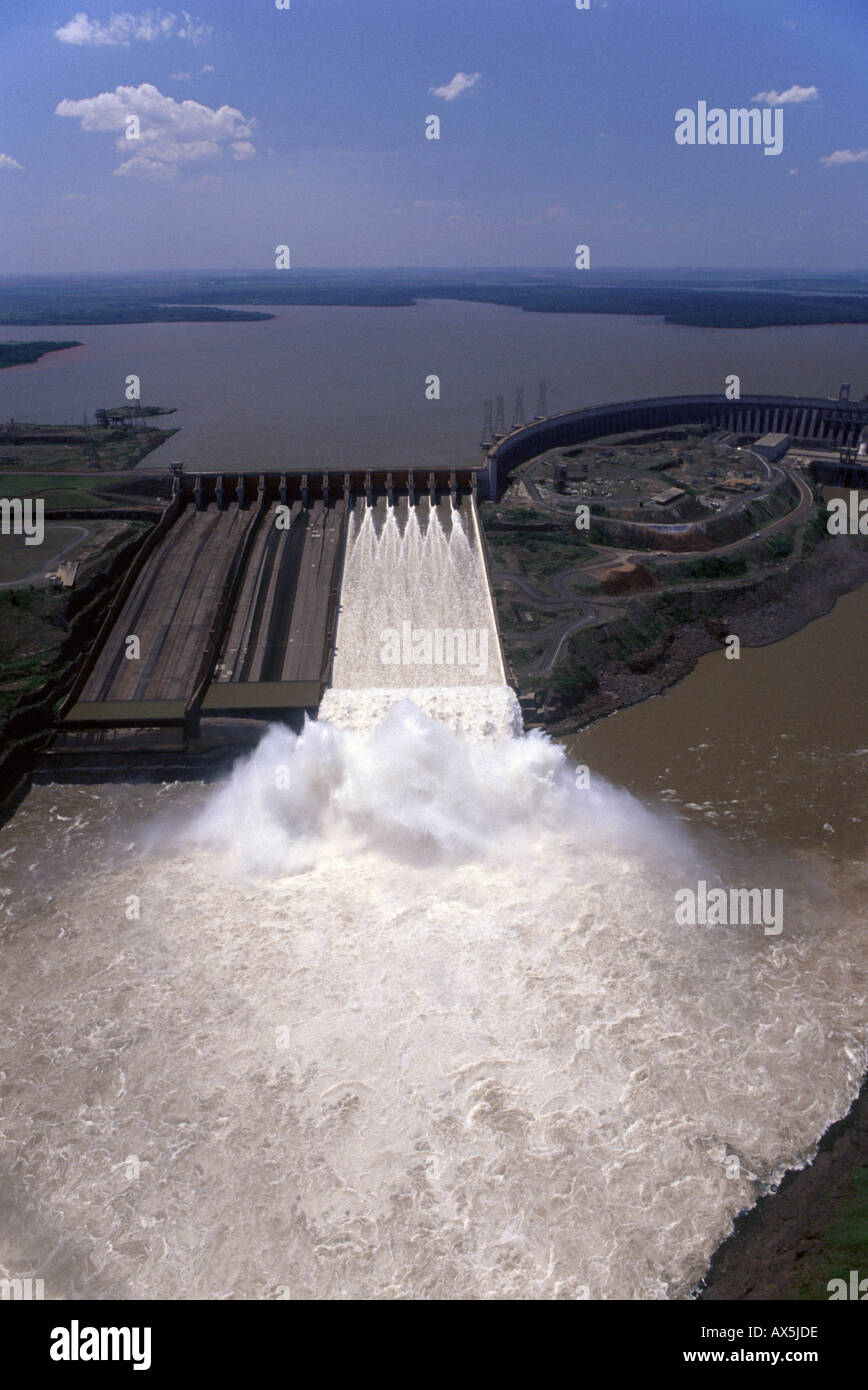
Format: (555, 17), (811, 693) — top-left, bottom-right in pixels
(44, 467), (495, 774)
(483, 394), (868, 496)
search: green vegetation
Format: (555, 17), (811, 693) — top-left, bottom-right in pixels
(547, 655), (599, 702)
(0, 340), (81, 369)
(0, 586), (65, 721)
(793, 1164), (868, 1300)
(2, 271), (867, 329)
(0, 414), (178, 472)
(483, 505), (596, 582)
(802, 508), (833, 557)
(0, 522), (148, 732)
(760, 530), (795, 562)
(0, 473), (132, 509)
(655, 554), (749, 582)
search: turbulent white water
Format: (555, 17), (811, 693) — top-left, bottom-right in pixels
(323, 498), (510, 736)
(1, 495), (865, 1300)
(1, 706), (866, 1300)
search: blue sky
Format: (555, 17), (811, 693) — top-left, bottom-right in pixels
(0, 0), (865, 272)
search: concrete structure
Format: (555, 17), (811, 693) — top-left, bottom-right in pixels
(50, 466), (479, 765)
(482, 394), (868, 497)
(753, 432), (791, 463)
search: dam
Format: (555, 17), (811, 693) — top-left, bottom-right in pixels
(42, 465), (501, 777)
(35, 390), (868, 778)
(4, 403), (868, 1303)
(482, 392), (868, 495)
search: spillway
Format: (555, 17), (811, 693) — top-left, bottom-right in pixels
(322, 494), (520, 738)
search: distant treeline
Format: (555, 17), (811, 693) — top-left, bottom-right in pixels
(0, 340), (82, 368)
(1, 272), (867, 329)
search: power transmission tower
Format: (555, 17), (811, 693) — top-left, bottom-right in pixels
(511, 387), (524, 431)
(494, 395), (506, 437)
(534, 380), (548, 419)
(481, 400), (493, 447)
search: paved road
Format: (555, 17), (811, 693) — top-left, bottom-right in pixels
(521, 612), (600, 676)
(0, 524), (90, 589)
(493, 451), (816, 679)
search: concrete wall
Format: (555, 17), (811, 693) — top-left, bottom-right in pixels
(484, 394), (868, 498)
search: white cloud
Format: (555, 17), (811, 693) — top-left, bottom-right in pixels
(0, 153), (23, 170)
(170, 63), (214, 81)
(751, 84), (818, 105)
(185, 173), (223, 190)
(429, 71), (481, 101)
(55, 10), (212, 47)
(516, 205), (569, 227)
(820, 148), (868, 165)
(55, 83), (256, 179)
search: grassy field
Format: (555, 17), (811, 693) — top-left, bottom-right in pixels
(0, 418), (178, 472)
(0, 473), (131, 509)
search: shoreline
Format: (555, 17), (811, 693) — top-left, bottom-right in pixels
(542, 540), (868, 738)
(697, 1071), (868, 1300)
(537, 548), (868, 1301)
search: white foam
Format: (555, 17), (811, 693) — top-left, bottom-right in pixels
(0, 704), (865, 1299)
(329, 501), (505, 693)
(319, 685), (522, 739)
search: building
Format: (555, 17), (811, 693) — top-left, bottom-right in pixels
(753, 432), (791, 462)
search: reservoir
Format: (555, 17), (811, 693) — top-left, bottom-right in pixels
(1, 299), (867, 474)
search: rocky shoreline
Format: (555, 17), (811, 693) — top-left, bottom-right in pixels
(697, 1073), (868, 1300)
(543, 540), (868, 737)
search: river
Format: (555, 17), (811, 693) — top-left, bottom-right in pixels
(0, 303), (865, 1299)
(1, 300), (866, 473)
